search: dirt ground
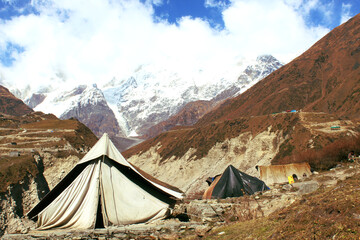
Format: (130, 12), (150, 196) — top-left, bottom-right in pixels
(2, 161), (359, 239)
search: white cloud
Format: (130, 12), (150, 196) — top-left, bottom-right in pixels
(341, 3), (352, 24)
(204, 0), (229, 9)
(0, 0), (334, 93)
(222, 0), (329, 60)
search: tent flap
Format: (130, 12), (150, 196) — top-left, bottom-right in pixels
(27, 133), (184, 230)
(204, 165), (269, 199)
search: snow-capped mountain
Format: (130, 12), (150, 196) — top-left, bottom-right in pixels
(18, 54), (282, 139)
(212, 55), (283, 102)
(28, 84), (124, 137)
(102, 55), (282, 136)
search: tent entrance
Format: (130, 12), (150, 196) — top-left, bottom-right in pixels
(95, 196), (105, 229)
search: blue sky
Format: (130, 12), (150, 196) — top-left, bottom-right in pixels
(149, 0), (360, 30)
(0, 0), (359, 90)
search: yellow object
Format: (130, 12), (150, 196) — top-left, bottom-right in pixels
(288, 175), (294, 184)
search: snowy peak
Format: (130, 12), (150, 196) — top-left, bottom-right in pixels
(213, 55), (283, 102)
(13, 54), (282, 142)
(63, 84), (107, 112)
(241, 55), (283, 84)
(59, 85), (125, 137)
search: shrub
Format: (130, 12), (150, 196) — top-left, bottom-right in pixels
(295, 135), (360, 170)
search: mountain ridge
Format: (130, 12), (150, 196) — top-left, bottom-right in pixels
(0, 86), (33, 116)
(124, 13), (360, 196)
(196, 13), (360, 127)
(19, 55), (282, 141)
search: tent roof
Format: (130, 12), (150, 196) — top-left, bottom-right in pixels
(78, 133), (130, 166)
(203, 165), (269, 199)
(27, 133), (185, 226)
(79, 133), (184, 199)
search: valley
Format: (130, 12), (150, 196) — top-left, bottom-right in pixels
(0, 9), (359, 240)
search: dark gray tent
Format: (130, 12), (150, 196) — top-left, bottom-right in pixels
(203, 165), (269, 199)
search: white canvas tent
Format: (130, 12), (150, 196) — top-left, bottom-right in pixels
(259, 163), (312, 185)
(27, 133), (184, 230)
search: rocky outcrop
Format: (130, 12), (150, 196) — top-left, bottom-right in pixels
(24, 93), (46, 109)
(125, 112), (359, 195)
(196, 13), (360, 126)
(60, 85), (125, 138)
(0, 86), (33, 116)
(0, 111), (97, 236)
(0, 166), (48, 235)
(143, 100), (214, 139)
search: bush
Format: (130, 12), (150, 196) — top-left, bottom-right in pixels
(295, 135), (360, 170)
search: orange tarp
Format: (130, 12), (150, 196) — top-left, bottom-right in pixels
(202, 176), (221, 199)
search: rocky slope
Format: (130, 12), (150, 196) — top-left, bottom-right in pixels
(124, 13), (360, 196)
(196, 13), (360, 126)
(144, 100), (214, 139)
(0, 111), (98, 236)
(28, 84), (125, 138)
(103, 55), (282, 137)
(125, 112), (359, 195)
(19, 55), (282, 140)
(141, 55), (283, 139)
(59, 84), (125, 138)
(0, 86), (33, 117)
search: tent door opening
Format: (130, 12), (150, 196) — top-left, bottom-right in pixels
(95, 196), (105, 229)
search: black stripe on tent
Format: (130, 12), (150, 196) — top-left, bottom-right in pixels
(27, 156), (178, 221)
(26, 160), (92, 220)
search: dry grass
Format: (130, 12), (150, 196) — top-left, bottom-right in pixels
(0, 113), (98, 193)
(205, 172), (360, 239)
(294, 135), (360, 170)
(20, 119), (80, 130)
(0, 155), (38, 192)
(123, 114), (298, 161)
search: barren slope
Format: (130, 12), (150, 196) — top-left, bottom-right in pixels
(0, 111), (98, 235)
(125, 112), (358, 194)
(0, 86), (33, 117)
(196, 13), (360, 126)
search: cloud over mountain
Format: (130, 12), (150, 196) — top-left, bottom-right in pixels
(0, 0), (357, 94)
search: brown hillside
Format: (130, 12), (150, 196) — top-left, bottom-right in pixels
(0, 85), (33, 116)
(196, 13), (360, 126)
(143, 100), (214, 139)
(0, 112), (98, 193)
(206, 169), (360, 239)
(123, 112), (358, 168)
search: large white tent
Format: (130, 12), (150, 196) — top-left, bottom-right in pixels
(27, 133), (184, 230)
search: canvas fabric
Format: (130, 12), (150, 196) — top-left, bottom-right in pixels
(30, 133), (184, 230)
(203, 165), (269, 199)
(78, 133), (183, 200)
(259, 163), (311, 185)
(100, 157), (169, 226)
(36, 161), (100, 230)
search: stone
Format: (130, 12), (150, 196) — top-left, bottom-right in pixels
(282, 184), (292, 191)
(295, 181), (319, 195)
(195, 225), (212, 237)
